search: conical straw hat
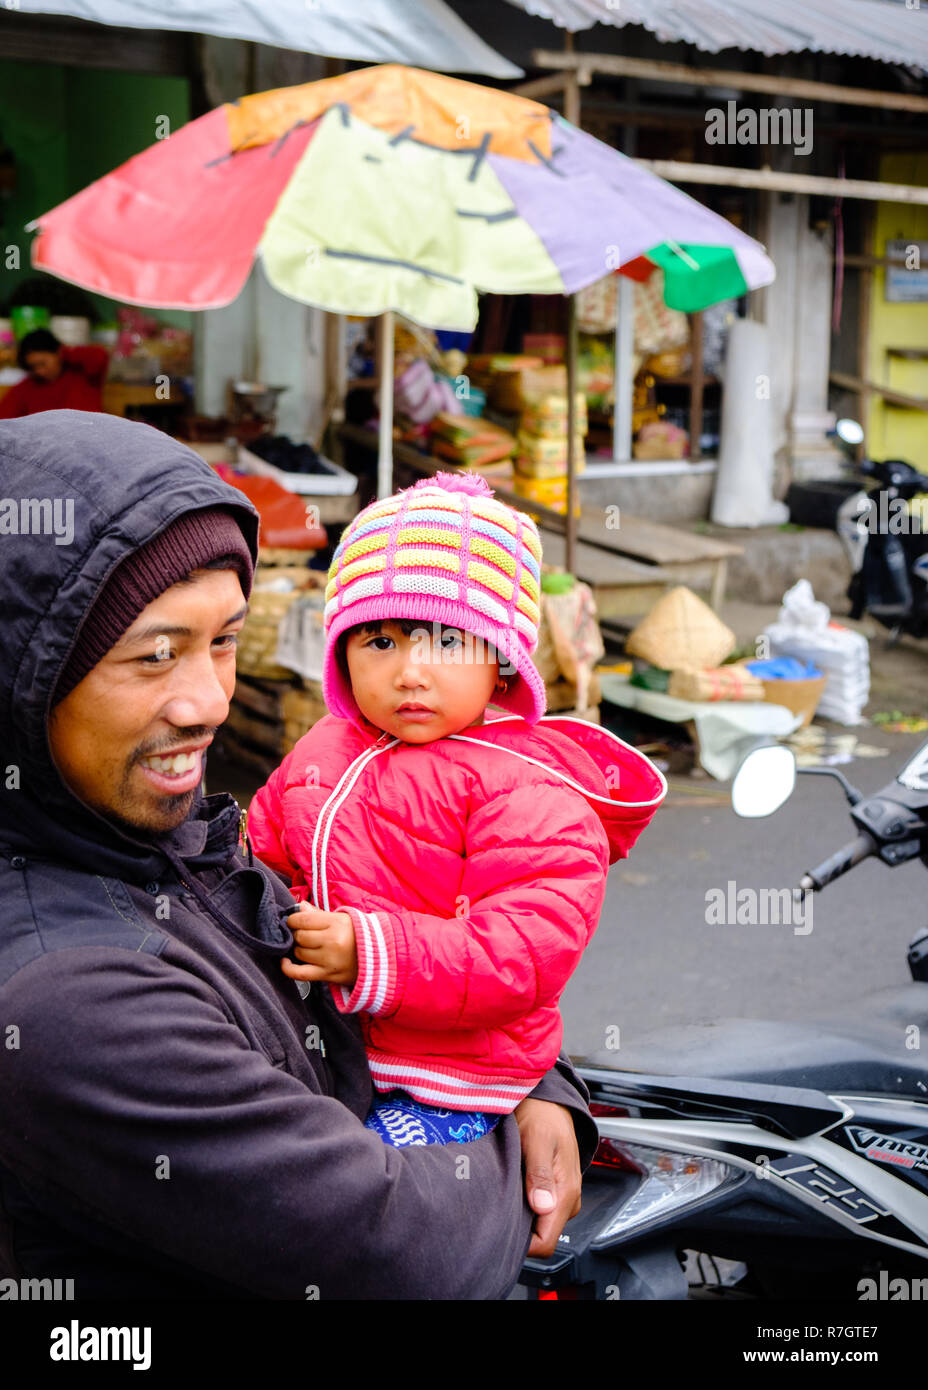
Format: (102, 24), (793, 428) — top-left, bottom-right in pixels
(626, 586), (736, 670)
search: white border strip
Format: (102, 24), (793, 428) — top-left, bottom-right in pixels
(312, 737), (400, 909)
(366, 911), (390, 1015)
(368, 1058), (530, 1095)
(448, 715), (668, 809)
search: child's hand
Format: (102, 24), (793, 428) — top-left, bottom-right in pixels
(282, 904), (358, 985)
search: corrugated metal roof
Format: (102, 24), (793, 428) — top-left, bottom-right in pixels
(505, 0), (928, 72)
(20, 0), (523, 78)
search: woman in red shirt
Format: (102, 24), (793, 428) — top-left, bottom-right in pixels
(0, 329), (109, 418)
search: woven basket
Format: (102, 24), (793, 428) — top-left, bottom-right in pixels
(760, 675), (827, 728)
(626, 587), (735, 670)
(236, 569), (322, 680)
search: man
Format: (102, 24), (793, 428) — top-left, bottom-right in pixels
(0, 329), (108, 418)
(0, 410), (594, 1300)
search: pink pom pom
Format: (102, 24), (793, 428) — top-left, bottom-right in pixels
(414, 470), (494, 499)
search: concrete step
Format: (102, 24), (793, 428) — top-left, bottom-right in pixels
(678, 520), (851, 609)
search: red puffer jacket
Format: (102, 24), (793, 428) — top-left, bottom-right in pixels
(249, 714), (666, 1112)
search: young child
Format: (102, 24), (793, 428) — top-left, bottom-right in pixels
(248, 472), (666, 1147)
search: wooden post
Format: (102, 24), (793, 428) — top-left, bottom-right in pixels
(858, 204), (875, 442)
(511, 73), (570, 102)
(563, 23), (581, 129)
(634, 159), (928, 207)
(566, 294), (578, 577)
(829, 371), (928, 414)
(709, 557), (728, 614)
(377, 311), (394, 499)
(564, 28), (580, 576)
(564, 72), (581, 128)
(318, 311), (345, 459)
(689, 310), (704, 462)
(613, 274), (634, 462)
(531, 49), (928, 116)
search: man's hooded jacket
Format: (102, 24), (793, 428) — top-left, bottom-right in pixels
(0, 411), (594, 1299)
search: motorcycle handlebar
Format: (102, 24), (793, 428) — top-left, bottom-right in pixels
(799, 831), (878, 892)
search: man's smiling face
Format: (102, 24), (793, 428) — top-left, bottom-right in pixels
(48, 569), (247, 835)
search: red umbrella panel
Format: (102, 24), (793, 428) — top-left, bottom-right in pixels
(31, 107), (315, 309)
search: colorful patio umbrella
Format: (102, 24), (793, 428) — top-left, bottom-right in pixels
(30, 65), (774, 328)
(29, 64), (775, 522)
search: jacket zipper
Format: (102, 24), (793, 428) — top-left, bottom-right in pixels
(311, 732), (395, 910)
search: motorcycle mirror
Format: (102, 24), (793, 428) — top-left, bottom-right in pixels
(836, 418), (865, 446)
(731, 745), (797, 818)
(898, 738), (928, 792)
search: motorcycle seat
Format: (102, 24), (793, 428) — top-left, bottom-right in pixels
(582, 984), (928, 1101)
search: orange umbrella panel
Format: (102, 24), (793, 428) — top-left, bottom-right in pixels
(226, 65), (553, 162)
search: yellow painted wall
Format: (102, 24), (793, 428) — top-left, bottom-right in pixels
(867, 152), (928, 466)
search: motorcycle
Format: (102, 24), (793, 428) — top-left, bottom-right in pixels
(519, 739), (928, 1300)
(787, 419), (928, 642)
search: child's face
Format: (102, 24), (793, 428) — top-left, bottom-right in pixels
(344, 621), (500, 743)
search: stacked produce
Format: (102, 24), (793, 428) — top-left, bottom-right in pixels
(466, 353), (544, 411)
(515, 391), (587, 475)
(430, 412), (515, 467)
(512, 386), (587, 514)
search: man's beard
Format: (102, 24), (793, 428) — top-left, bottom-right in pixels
(107, 729), (214, 838)
(112, 785), (201, 839)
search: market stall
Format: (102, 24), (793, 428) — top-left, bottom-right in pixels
(0, 290), (194, 425)
(27, 61), (775, 762)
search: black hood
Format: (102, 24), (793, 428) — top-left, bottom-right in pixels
(0, 410), (260, 882)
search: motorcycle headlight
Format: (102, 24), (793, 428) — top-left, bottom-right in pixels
(594, 1143), (742, 1244)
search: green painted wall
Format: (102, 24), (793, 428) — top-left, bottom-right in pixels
(867, 152), (928, 466)
(0, 59), (69, 298)
(0, 61), (191, 329)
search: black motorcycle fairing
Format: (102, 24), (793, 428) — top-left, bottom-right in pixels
(579, 1065), (843, 1139)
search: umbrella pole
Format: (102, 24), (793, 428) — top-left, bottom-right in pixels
(377, 310), (395, 499)
(565, 293), (578, 576)
(613, 274), (634, 462)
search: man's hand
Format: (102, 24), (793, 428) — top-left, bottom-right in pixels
(514, 1097), (582, 1257)
(281, 904), (358, 985)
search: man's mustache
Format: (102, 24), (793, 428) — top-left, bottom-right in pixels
(133, 729), (217, 760)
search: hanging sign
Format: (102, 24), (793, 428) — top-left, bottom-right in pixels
(885, 239), (928, 302)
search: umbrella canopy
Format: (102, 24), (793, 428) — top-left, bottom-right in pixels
(20, 0), (522, 77)
(30, 65), (775, 331)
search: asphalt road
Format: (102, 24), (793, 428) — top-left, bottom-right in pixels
(559, 724), (928, 1058)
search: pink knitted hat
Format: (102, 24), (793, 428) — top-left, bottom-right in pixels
(323, 471), (546, 724)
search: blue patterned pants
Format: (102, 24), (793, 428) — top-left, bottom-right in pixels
(364, 1091), (501, 1147)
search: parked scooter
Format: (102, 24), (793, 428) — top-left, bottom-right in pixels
(519, 740), (928, 1300)
(787, 419), (928, 642)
